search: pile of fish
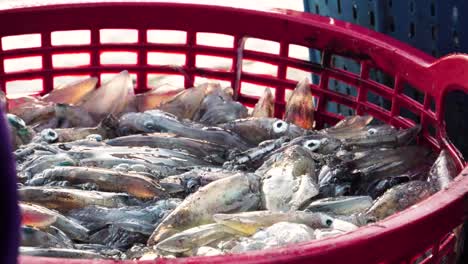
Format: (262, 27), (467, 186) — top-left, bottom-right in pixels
(3, 71), (457, 260)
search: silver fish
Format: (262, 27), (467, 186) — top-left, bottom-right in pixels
(67, 199), (181, 235)
(20, 203), (89, 241)
(156, 223), (241, 254)
(106, 133), (228, 164)
(428, 150), (457, 191)
(223, 136), (291, 171)
(219, 117), (304, 146)
(195, 88), (248, 125)
(19, 187), (137, 212)
(160, 168), (240, 194)
(230, 222), (316, 253)
(19, 247), (104, 259)
(304, 196), (373, 215)
(118, 110), (251, 150)
(148, 173), (261, 245)
(28, 166), (165, 199)
(257, 145), (319, 211)
(20, 226), (72, 248)
(213, 210), (334, 235)
(366, 180), (435, 221)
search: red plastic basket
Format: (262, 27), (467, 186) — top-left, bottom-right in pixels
(1, 2), (467, 264)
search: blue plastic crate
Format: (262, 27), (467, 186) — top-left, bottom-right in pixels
(304, 0), (468, 117)
(304, 0), (468, 57)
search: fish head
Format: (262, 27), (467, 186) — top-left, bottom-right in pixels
(264, 118), (304, 140)
(342, 124), (421, 148)
(275, 145), (316, 177)
(296, 135), (342, 154)
(39, 129), (59, 143)
(118, 112), (161, 136)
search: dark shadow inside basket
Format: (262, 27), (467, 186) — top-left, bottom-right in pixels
(444, 90), (468, 160)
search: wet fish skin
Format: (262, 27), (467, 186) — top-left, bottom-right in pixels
(19, 247), (104, 259)
(106, 133), (228, 164)
(321, 146), (433, 195)
(7, 114), (35, 149)
(223, 137), (291, 171)
(66, 145), (209, 176)
(193, 85), (231, 120)
(194, 87), (248, 125)
(318, 183), (352, 198)
(8, 97), (55, 126)
(340, 124), (421, 149)
(160, 168), (240, 194)
(73, 244), (123, 260)
(320, 115), (373, 138)
(67, 199), (181, 234)
(136, 84), (184, 112)
(198, 100), (248, 125)
(265, 134), (342, 163)
(230, 222), (316, 253)
(219, 117), (304, 146)
(252, 87), (274, 118)
(156, 223), (240, 254)
(29, 166), (165, 199)
(54, 103), (98, 128)
(17, 153), (76, 179)
(213, 210), (334, 235)
(258, 145), (319, 211)
(367, 176), (410, 199)
(20, 203), (89, 241)
(45, 115), (119, 143)
(304, 196), (373, 215)
(45, 226), (75, 248)
(88, 224), (147, 251)
(158, 83), (210, 120)
(428, 150), (457, 191)
(284, 78), (315, 129)
(78, 157), (187, 178)
(365, 180), (436, 221)
(20, 203), (57, 228)
(20, 226), (71, 248)
(79, 70), (134, 119)
(42, 77), (98, 105)
(148, 173), (261, 245)
(118, 110), (251, 150)
(19, 187), (136, 212)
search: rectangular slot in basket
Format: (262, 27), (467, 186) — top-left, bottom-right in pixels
(196, 32), (234, 48)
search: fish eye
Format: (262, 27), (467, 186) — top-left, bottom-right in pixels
(40, 129), (58, 143)
(303, 139), (321, 151)
(86, 134), (102, 142)
(326, 219), (333, 226)
(143, 120), (156, 130)
(273, 120), (288, 134)
(367, 128), (378, 135)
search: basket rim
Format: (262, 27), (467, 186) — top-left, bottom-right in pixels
(2, 2), (466, 263)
